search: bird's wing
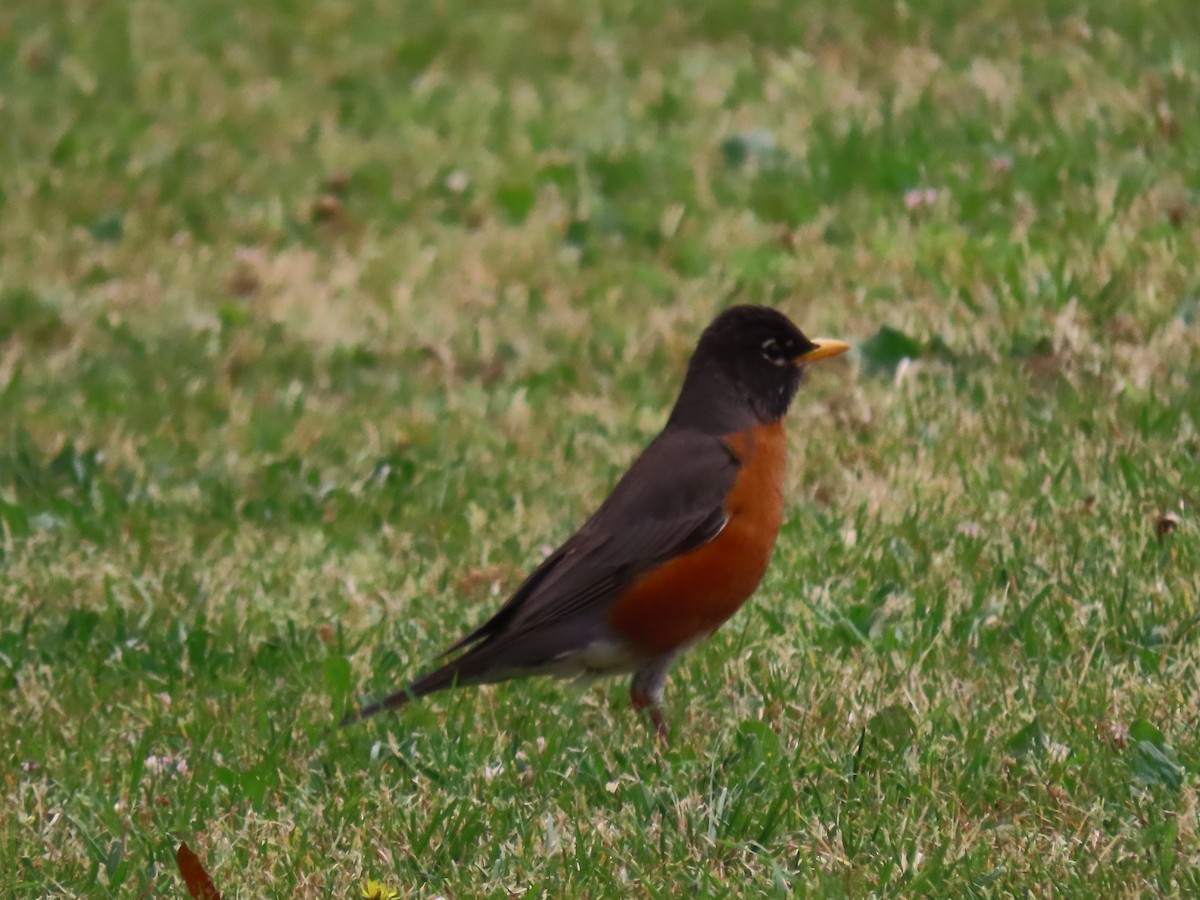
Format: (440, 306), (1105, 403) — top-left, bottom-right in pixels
(448, 426), (740, 650)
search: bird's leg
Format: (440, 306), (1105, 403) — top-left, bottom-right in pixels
(630, 686), (669, 743)
(630, 657), (674, 745)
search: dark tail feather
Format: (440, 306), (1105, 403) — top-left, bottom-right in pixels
(339, 658), (472, 726)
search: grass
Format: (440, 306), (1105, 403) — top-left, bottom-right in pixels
(2, 0), (1199, 895)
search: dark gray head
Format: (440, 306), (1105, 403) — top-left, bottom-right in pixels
(668, 305), (849, 432)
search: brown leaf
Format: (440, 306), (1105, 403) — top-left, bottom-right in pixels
(176, 842), (222, 900)
(324, 171), (351, 194)
(311, 193), (342, 223)
(1166, 197), (1188, 228)
(226, 265), (261, 298)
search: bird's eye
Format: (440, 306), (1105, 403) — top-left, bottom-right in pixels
(761, 338), (788, 366)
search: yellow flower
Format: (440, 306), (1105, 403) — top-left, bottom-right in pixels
(359, 878), (399, 900)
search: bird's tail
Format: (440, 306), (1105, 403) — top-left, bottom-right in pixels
(339, 656), (477, 726)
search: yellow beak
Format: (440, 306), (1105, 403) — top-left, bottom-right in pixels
(795, 338), (851, 365)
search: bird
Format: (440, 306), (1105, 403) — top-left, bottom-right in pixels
(344, 305), (850, 739)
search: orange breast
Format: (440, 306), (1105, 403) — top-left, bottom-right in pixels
(607, 421), (788, 655)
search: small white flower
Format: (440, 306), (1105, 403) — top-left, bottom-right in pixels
(144, 754), (189, 776)
(903, 188), (939, 211)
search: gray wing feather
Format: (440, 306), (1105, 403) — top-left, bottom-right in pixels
(460, 427), (738, 644)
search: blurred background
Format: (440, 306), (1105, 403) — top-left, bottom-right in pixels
(1, 1), (1198, 895)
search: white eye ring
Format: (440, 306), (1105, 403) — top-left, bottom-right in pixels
(761, 338), (787, 366)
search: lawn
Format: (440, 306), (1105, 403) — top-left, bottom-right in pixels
(2, 0), (1199, 895)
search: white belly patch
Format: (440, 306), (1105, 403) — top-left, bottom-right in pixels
(550, 638), (639, 678)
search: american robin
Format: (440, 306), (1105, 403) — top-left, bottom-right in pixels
(345, 305), (849, 739)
